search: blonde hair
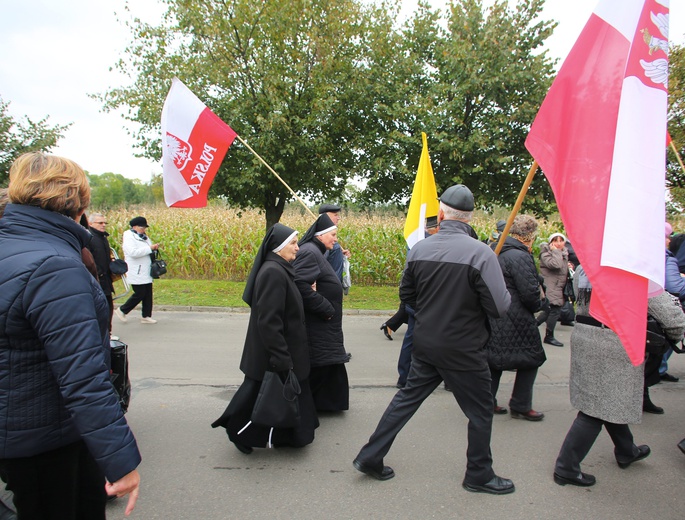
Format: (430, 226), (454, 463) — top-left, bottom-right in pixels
(0, 188), (8, 218)
(8, 153), (90, 218)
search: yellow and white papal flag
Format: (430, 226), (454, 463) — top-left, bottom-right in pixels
(403, 132), (439, 249)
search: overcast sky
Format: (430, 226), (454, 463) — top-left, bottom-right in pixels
(1, 0), (682, 182)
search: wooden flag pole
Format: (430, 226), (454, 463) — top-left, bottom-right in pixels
(235, 135), (316, 219)
(494, 160), (539, 256)
(669, 139), (685, 175)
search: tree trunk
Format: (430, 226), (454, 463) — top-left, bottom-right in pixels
(264, 191), (287, 230)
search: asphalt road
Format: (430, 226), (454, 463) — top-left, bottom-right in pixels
(103, 309), (685, 520)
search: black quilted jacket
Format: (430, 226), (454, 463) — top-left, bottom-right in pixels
(487, 237), (547, 371)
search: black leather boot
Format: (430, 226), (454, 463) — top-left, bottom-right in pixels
(544, 331), (563, 347)
(643, 388), (664, 414)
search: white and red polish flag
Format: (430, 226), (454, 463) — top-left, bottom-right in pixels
(525, 0), (669, 365)
(161, 77), (237, 207)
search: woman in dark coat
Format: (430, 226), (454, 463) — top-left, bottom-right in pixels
(212, 224), (318, 453)
(293, 214), (350, 411)
(487, 215), (547, 421)
(0, 153), (141, 517)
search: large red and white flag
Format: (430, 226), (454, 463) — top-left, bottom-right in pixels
(525, 0), (669, 365)
(161, 78), (237, 207)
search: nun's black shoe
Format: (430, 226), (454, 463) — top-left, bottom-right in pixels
(380, 323), (393, 340)
(617, 445), (650, 468)
(462, 476), (515, 495)
(553, 472), (596, 487)
(353, 458), (395, 480)
(233, 442), (253, 454)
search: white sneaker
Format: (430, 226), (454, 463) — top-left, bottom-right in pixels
(140, 317), (157, 324)
(115, 308), (128, 323)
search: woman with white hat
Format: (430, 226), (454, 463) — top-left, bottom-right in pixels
(536, 233), (571, 346)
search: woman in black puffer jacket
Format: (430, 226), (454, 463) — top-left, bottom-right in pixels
(487, 215), (547, 421)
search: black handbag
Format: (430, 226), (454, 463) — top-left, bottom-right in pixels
(150, 251), (167, 279)
(251, 370), (301, 428)
(110, 258), (128, 275)
(645, 315), (668, 355)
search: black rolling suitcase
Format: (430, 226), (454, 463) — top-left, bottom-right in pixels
(110, 339), (131, 413)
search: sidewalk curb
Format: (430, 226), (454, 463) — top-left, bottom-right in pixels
(154, 305), (395, 316)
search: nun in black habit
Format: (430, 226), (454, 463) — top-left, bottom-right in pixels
(211, 223), (318, 453)
(293, 214), (350, 412)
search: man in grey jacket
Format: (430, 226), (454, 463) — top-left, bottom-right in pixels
(353, 184), (513, 494)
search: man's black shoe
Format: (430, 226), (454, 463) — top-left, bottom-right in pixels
(553, 472), (596, 487)
(560, 321), (575, 326)
(617, 445), (650, 468)
(660, 372), (679, 382)
(462, 475), (515, 495)
(353, 458), (395, 480)
(544, 337), (564, 347)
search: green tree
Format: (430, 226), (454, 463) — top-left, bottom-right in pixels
(88, 172), (156, 209)
(0, 96), (70, 185)
(667, 43), (685, 212)
(101, 0), (556, 224)
(101, 0), (399, 228)
(357, 0), (557, 213)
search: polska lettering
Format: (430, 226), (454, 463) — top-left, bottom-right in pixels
(188, 143), (218, 194)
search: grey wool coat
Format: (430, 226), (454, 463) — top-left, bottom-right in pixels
(570, 267), (685, 424)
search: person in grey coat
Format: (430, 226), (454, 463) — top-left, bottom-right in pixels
(536, 233), (571, 346)
(553, 266), (685, 487)
(487, 215), (546, 421)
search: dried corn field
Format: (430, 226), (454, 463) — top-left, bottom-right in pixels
(100, 205), (571, 286)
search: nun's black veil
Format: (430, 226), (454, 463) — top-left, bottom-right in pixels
(242, 223), (297, 306)
(298, 213), (336, 246)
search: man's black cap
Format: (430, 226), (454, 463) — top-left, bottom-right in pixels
(318, 203), (341, 214)
(439, 184), (475, 211)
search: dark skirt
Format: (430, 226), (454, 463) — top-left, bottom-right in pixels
(309, 364), (349, 412)
(212, 376), (319, 449)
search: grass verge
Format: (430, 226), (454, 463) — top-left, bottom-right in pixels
(114, 278), (399, 311)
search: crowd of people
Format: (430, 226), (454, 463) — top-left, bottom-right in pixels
(1, 151), (684, 518)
